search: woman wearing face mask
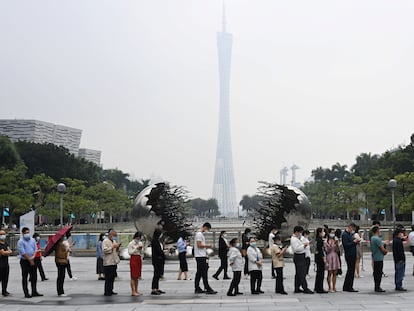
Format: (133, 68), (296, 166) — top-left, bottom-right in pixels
(128, 231), (144, 296)
(227, 238), (243, 296)
(247, 237), (263, 294)
(32, 233), (48, 281)
(213, 231), (231, 280)
(271, 235), (287, 295)
(324, 229), (340, 292)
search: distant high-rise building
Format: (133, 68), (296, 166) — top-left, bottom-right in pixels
(212, 6), (237, 217)
(78, 148), (101, 165)
(0, 119), (82, 155)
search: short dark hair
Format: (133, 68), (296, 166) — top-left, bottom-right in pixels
(273, 235), (281, 242)
(32, 233), (39, 238)
(372, 226), (380, 234)
(229, 238), (238, 246)
(303, 230), (310, 235)
(133, 231), (142, 239)
(21, 227), (29, 234)
(293, 226), (304, 233)
(349, 223), (356, 228)
(372, 220), (381, 226)
(203, 222), (212, 229)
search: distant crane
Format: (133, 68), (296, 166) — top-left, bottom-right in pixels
(280, 167), (289, 185)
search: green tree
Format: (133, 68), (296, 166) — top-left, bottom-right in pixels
(0, 135), (21, 170)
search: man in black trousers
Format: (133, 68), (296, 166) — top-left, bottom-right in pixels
(291, 226), (313, 294)
(342, 223), (359, 292)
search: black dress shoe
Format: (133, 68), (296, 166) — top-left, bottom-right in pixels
(206, 290), (217, 295)
(223, 276), (231, 280)
(227, 293), (236, 296)
(111, 292), (118, 295)
(157, 290), (166, 294)
(195, 288), (206, 294)
(258, 290), (265, 294)
(212, 275), (219, 280)
(396, 287), (407, 292)
(151, 291), (161, 295)
(235, 292), (243, 295)
(316, 290), (329, 294)
(2, 292), (10, 297)
(294, 289), (304, 293)
(25, 294), (32, 298)
(251, 291), (259, 295)
(280, 291), (288, 295)
(303, 289), (314, 294)
(32, 293), (43, 297)
(375, 288), (386, 293)
(344, 288), (358, 292)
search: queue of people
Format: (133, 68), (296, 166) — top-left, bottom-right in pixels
(1, 222), (414, 299)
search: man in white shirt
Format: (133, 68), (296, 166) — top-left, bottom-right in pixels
(408, 225), (414, 276)
(268, 227), (278, 279)
(291, 226), (313, 294)
(194, 222), (217, 294)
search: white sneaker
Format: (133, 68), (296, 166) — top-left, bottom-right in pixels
(58, 294), (67, 297)
(70, 277), (78, 281)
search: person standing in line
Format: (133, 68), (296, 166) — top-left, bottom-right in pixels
(32, 233), (48, 281)
(271, 235), (287, 295)
(128, 231), (144, 296)
(213, 230), (231, 280)
(341, 223), (359, 292)
(102, 228), (121, 296)
(392, 228), (407, 291)
(354, 226), (363, 278)
(370, 226), (387, 292)
(63, 232), (77, 280)
(247, 237), (264, 294)
(55, 236), (70, 297)
(177, 232), (190, 281)
(325, 229), (340, 293)
(291, 226), (313, 294)
(18, 227), (43, 298)
(227, 238), (243, 296)
(151, 229), (166, 295)
(241, 228), (251, 278)
(408, 225), (414, 276)
(194, 222), (217, 294)
(313, 227), (328, 293)
(268, 226), (278, 279)
(96, 233), (105, 280)
(302, 230), (312, 278)
(0, 229), (12, 296)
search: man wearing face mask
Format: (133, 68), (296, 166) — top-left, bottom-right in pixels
(392, 228), (407, 291)
(102, 228), (121, 296)
(18, 227), (43, 298)
(0, 230), (12, 296)
(341, 223), (359, 292)
(194, 222), (217, 294)
(291, 226), (313, 294)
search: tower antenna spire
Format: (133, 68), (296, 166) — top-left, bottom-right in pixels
(222, 0), (227, 32)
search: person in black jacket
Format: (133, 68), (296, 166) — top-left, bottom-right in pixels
(342, 223), (359, 292)
(393, 228), (407, 291)
(314, 227), (328, 293)
(151, 229), (166, 295)
(213, 231), (231, 280)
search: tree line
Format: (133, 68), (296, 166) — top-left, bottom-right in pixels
(241, 134), (414, 222)
(0, 136), (219, 225)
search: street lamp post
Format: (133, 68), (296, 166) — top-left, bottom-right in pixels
(388, 179), (397, 229)
(57, 183), (66, 227)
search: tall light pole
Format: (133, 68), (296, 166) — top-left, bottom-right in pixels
(388, 179), (397, 229)
(57, 183), (66, 227)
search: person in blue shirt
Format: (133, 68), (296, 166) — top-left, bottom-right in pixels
(17, 227), (43, 298)
(370, 226), (388, 292)
(177, 232), (190, 281)
(96, 233), (105, 280)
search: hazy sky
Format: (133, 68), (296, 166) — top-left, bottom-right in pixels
(1, 0), (414, 201)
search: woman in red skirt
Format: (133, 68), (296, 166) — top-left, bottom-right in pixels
(128, 232), (144, 296)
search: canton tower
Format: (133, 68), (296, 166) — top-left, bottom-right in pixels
(212, 5), (237, 217)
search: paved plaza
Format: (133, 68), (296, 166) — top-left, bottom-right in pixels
(1, 253), (414, 311)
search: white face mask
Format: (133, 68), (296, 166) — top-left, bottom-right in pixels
(0, 235), (6, 240)
(23, 233), (31, 240)
(329, 233), (335, 238)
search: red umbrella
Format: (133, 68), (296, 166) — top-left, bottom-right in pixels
(44, 225), (73, 256)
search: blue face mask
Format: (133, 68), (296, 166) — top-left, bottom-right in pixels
(23, 233), (31, 240)
(250, 242), (256, 248)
